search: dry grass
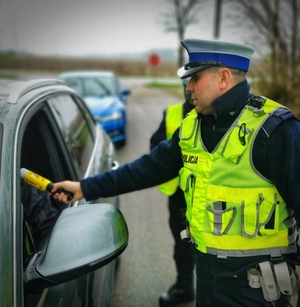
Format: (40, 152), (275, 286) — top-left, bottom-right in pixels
(0, 54), (178, 77)
(2, 53), (299, 118)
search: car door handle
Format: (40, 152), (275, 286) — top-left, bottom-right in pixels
(111, 160), (119, 170)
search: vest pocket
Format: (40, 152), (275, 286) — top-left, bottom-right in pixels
(206, 202), (237, 235)
(179, 167), (195, 220)
(242, 193), (280, 238)
(179, 113), (199, 149)
(258, 193), (280, 236)
(204, 193), (281, 238)
(242, 200), (260, 238)
(221, 124), (253, 164)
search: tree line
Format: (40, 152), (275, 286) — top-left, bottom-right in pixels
(160, 0), (300, 109)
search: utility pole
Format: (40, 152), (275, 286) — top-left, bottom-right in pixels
(214, 0), (222, 39)
(9, 0), (19, 52)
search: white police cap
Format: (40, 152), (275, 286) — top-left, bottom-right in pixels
(178, 38), (255, 79)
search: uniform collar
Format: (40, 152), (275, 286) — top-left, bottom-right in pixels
(199, 79), (250, 123)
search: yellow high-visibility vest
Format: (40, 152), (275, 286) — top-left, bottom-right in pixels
(178, 97), (297, 258)
(158, 103), (183, 196)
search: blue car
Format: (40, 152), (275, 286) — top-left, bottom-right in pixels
(59, 71), (131, 146)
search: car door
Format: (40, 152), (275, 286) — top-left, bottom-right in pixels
(19, 92), (119, 307)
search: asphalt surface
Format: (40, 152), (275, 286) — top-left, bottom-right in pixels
(111, 85), (196, 307)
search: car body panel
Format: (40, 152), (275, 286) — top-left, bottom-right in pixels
(0, 79), (127, 307)
(58, 71), (131, 146)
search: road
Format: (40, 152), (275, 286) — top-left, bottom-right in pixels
(111, 84), (195, 307)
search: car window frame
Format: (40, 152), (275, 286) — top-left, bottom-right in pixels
(15, 97), (82, 307)
(47, 93), (96, 176)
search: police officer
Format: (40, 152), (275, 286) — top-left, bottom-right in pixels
(52, 38), (300, 307)
(150, 80), (195, 306)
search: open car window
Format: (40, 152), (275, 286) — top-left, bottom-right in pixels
(20, 108), (72, 305)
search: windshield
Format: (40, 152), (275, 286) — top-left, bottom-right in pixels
(63, 75), (118, 97)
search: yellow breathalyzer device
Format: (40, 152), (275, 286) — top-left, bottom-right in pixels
(20, 168), (73, 201)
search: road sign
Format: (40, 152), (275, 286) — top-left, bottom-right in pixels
(148, 53), (160, 66)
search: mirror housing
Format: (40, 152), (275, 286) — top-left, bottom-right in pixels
(24, 203), (128, 290)
(120, 88), (131, 96)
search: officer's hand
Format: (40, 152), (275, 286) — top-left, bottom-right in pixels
(51, 181), (84, 204)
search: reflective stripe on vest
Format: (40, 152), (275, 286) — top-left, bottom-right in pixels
(158, 103), (183, 196)
(178, 97), (297, 258)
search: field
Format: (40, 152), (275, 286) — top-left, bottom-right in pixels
(2, 52), (299, 117)
(0, 53), (178, 77)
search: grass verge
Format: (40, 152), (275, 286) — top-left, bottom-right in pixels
(146, 81), (183, 99)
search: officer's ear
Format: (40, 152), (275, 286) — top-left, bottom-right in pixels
(218, 67), (232, 90)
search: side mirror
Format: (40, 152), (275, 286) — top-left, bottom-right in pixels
(119, 88), (131, 96)
(24, 203), (128, 290)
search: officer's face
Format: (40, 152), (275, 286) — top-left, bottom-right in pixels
(186, 68), (221, 117)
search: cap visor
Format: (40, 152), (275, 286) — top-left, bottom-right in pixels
(178, 65), (214, 79)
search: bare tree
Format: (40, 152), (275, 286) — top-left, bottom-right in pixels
(226, 0), (300, 110)
(158, 0), (206, 68)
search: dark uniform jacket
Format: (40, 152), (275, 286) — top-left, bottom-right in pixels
(81, 79), (300, 277)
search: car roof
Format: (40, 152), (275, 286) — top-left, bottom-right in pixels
(58, 71), (116, 78)
(0, 78), (70, 106)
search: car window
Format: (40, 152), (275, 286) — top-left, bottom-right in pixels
(48, 95), (94, 175)
(0, 123), (3, 175)
(20, 109), (75, 307)
(64, 76), (117, 97)
(64, 78), (82, 96)
(85, 77), (111, 96)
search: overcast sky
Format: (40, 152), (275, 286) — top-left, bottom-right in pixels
(0, 0), (246, 57)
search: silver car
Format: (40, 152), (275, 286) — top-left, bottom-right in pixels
(0, 79), (128, 307)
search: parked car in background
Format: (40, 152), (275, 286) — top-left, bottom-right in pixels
(58, 71), (131, 147)
(0, 78), (128, 307)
